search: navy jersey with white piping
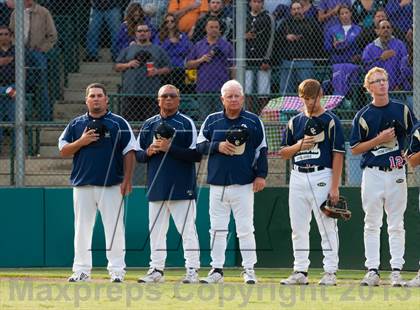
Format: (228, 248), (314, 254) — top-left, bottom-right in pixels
(196, 110), (268, 185)
(406, 122), (420, 157)
(281, 111), (345, 168)
(349, 100), (417, 168)
(136, 112), (201, 201)
(58, 111), (138, 186)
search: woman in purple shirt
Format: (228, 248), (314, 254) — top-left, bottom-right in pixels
(155, 13), (193, 92)
(324, 5), (362, 95)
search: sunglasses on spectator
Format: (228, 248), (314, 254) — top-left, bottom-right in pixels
(159, 93), (178, 99)
(380, 26), (391, 29)
(136, 29), (149, 33)
(369, 78), (388, 84)
(165, 19), (175, 23)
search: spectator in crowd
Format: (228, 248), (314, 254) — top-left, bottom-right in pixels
(385, 0), (412, 37)
(362, 19), (408, 91)
(324, 5), (362, 95)
(84, 0), (124, 62)
(186, 17), (234, 117)
(190, 0), (233, 43)
(130, 0), (170, 28)
(317, 0), (352, 30)
(168, 0), (208, 34)
(351, 0), (386, 29)
(356, 8), (405, 50)
(116, 2), (156, 56)
(155, 13), (192, 92)
(300, 0), (318, 20)
(9, 0), (57, 122)
(277, 1), (323, 94)
(0, 25), (15, 152)
(245, 0), (275, 98)
(0, 0), (13, 26)
(115, 23), (171, 121)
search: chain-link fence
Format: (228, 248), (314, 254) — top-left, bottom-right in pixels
(0, 0), (416, 186)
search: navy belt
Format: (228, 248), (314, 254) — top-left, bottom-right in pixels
(294, 165), (325, 173)
(366, 165), (404, 172)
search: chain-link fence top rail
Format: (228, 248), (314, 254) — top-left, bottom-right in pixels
(0, 0), (415, 186)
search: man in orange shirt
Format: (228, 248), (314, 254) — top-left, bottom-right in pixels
(168, 0), (208, 33)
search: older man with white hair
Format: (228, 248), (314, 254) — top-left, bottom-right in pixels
(196, 80), (268, 284)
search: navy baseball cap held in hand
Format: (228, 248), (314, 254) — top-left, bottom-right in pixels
(304, 118), (325, 143)
(226, 125), (249, 155)
(154, 122), (175, 140)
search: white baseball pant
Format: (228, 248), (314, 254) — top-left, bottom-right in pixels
(72, 185), (126, 274)
(149, 200), (200, 270)
(361, 166), (407, 270)
(245, 69), (272, 94)
(288, 168), (339, 273)
(209, 183), (257, 269)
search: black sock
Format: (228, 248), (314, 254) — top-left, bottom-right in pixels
(213, 268), (223, 276)
(297, 271), (308, 277)
(392, 268), (401, 272)
(368, 268), (379, 275)
(155, 269), (164, 276)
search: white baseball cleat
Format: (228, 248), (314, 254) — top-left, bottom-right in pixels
(280, 272), (309, 285)
(360, 270), (380, 286)
(199, 269), (224, 284)
(390, 271), (405, 287)
(242, 268), (257, 284)
(182, 268), (199, 284)
(138, 268), (165, 283)
(68, 271), (91, 282)
(405, 271), (420, 287)
(318, 272), (337, 286)
(110, 271), (125, 283)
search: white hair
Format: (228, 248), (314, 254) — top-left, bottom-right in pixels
(220, 80), (244, 97)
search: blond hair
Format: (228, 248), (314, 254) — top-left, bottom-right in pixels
(364, 67), (389, 90)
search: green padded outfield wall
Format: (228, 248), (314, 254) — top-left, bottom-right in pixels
(0, 187), (419, 270)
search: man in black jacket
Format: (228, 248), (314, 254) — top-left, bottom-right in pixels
(277, 1), (323, 94)
(245, 0), (275, 96)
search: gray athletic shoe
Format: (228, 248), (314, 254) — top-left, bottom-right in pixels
(110, 271), (125, 283)
(360, 271), (380, 286)
(138, 268), (164, 283)
(199, 269), (224, 284)
(318, 272), (337, 286)
(405, 271), (420, 287)
(182, 268), (199, 284)
(68, 271), (91, 282)
(242, 268), (257, 284)
(281, 272), (309, 285)
(390, 271), (405, 287)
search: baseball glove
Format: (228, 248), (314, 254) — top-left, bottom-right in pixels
(320, 196), (351, 221)
(226, 125), (249, 155)
(86, 119), (107, 138)
(304, 118), (325, 143)
(154, 122), (175, 140)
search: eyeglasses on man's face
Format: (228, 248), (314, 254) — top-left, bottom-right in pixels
(369, 78), (388, 84)
(159, 93), (178, 99)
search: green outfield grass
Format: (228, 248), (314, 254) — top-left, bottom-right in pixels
(0, 268), (419, 310)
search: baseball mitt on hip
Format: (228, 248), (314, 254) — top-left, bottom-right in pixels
(320, 196), (351, 221)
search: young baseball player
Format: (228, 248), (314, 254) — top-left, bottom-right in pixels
(58, 83), (138, 283)
(404, 122), (420, 287)
(350, 67), (417, 286)
(196, 79), (268, 284)
(136, 84), (202, 284)
(279, 79), (345, 286)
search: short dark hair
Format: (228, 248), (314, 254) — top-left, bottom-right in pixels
(205, 16), (221, 27)
(85, 83), (107, 97)
(337, 5), (351, 16)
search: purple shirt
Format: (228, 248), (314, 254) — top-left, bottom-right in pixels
(155, 33), (192, 68)
(386, 0), (413, 33)
(362, 37), (408, 90)
(400, 55), (412, 91)
(318, 0), (352, 29)
(187, 37), (234, 92)
(324, 23), (362, 63)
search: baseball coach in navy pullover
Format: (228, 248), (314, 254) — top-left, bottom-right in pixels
(196, 79), (268, 284)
